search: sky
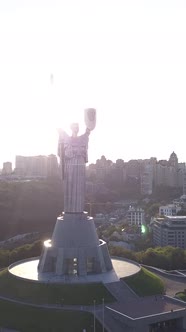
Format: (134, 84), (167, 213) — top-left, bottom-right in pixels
(0, 0), (186, 168)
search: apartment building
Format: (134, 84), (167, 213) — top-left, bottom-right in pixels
(127, 206), (145, 226)
(2, 162), (12, 175)
(15, 154), (58, 177)
(159, 204), (181, 216)
(152, 216), (186, 249)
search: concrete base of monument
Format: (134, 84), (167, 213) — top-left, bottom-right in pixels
(9, 212), (141, 284)
(38, 213), (114, 276)
(8, 257), (141, 283)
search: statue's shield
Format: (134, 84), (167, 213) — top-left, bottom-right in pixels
(84, 108), (96, 130)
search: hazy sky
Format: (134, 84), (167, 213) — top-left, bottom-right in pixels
(0, 0), (186, 168)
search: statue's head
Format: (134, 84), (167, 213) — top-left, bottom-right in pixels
(70, 123), (79, 137)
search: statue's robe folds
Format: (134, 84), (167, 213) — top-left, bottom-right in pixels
(58, 131), (89, 213)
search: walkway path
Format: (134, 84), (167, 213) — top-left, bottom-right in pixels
(144, 266), (186, 297)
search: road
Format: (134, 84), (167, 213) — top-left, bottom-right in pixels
(144, 266), (186, 297)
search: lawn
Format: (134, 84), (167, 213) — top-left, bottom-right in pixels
(0, 298), (104, 332)
(122, 267), (165, 296)
(0, 268), (115, 305)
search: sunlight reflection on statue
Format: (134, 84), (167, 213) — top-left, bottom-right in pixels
(58, 109), (96, 213)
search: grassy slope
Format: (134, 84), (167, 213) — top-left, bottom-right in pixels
(0, 299), (103, 332)
(176, 292), (186, 302)
(0, 269), (115, 305)
(123, 267), (165, 296)
(0, 269), (109, 331)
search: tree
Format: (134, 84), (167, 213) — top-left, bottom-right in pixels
(145, 203), (160, 219)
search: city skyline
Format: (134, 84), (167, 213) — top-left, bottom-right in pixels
(0, 0), (186, 168)
(0, 149), (184, 171)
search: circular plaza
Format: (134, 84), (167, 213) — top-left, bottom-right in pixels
(8, 256), (141, 284)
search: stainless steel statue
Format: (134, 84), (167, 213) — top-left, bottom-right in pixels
(38, 108), (113, 277)
(58, 108), (96, 213)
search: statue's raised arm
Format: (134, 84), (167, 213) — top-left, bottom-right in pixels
(84, 108), (96, 131)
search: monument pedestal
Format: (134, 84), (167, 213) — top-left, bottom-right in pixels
(38, 212), (113, 277)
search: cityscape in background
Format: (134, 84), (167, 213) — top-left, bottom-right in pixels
(1, 153), (186, 330)
(1, 151), (186, 196)
(1, 151), (186, 251)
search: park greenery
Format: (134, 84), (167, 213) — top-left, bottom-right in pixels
(0, 240), (42, 267)
(176, 290), (186, 302)
(0, 179), (183, 239)
(109, 245), (186, 270)
(0, 240), (186, 271)
(123, 267), (165, 296)
(0, 179), (63, 240)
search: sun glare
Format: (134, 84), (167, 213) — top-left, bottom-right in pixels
(48, 79), (92, 135)
(1, 1), (186, 168)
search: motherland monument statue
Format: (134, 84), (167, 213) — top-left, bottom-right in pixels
(38, 108), (113, 279)
(58, 108), (96, 213)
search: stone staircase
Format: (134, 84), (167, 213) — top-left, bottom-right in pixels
(92, 280), (139, 331)
(104, 280), (138, 303)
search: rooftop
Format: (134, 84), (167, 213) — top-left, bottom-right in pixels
(106, 295), (186, 321)
(165, 216), (186, 220)
(155, 216), (186, 225)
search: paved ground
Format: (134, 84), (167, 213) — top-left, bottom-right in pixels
(9, 257), (140, 283)
(104, 279), (186, 321)
(106, 295), (186, 319)
(162, 276), (186, 297)
(98, 273), (186, 331)
(99, 279), (186, 332)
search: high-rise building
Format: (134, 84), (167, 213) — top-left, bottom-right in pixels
(152, 216), (186, 249)
(182, 167), (186, 196)
(2, 162), (12, 175)
(127, 206), (145, 226)
(159, 204), (181, 216)
(141, 164), (153, 195)
(169, 151), (178, 168)
(15, 155), (59, 177)
(47, 154), (59, 177)
(89, 152), (186, 193)
(95, 155), (113, 181)
(126, 159), (141, 178)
